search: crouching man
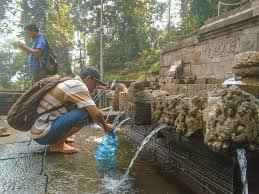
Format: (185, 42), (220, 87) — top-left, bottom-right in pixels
(31, 67), (113, 154)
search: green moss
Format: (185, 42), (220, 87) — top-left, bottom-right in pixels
(104, 49), (160, 81)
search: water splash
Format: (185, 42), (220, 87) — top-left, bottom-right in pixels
(236, 149), (248, 194)
(117, 124), (168, 187)
(222, 77), (245, 85)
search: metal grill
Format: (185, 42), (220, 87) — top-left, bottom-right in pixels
(124, 125), (234, 194)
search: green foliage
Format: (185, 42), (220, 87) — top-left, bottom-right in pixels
(0, 44), (30, 89)
(45, 1), (74, 74)
(180, 0), (245, 34)
(0, 0), (166, 89)
(0, 0), (17, 33)
(0, 49), (15, 89)
(70, 0), (166, 71)
(105, 48), (160, 80)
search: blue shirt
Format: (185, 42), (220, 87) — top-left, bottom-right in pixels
(28, 34), (48, 71)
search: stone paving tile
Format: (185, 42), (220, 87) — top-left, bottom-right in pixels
(0, 155), (44, 177)
(0, 130), (47, 194)
(0, 116), (30, 144)
(45, 126), (107, 194)
(0, 141), (45, 159)
(0, 175), (47, 194)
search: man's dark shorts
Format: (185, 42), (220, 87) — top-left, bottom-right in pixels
(35, 108), (92, 145)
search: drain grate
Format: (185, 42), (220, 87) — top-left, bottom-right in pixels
(124, 125), (234, 194)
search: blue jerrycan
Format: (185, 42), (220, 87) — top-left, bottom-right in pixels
(95, 130), (118, 161)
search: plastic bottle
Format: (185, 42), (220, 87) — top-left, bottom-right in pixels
(95, 130), (119, 161)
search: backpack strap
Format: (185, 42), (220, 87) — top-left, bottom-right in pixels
(38, 103), (70, 116)
(33, 35), (48, 68)
(38, 78), (74, 116)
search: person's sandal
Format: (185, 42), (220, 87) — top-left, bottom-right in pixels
(0, 133), (10, 137)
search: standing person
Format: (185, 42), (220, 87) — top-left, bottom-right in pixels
(17, 23), (48, 85)
(31, 67), (114, 154)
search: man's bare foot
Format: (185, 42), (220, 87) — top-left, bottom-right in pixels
(65, 137), (75, 143)
(50, 143), (79, 154)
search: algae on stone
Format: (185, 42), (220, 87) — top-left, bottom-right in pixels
(204, 86), (259, 153)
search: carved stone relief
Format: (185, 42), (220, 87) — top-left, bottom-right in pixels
(204, 36), (240, 58)
(181, 47), (201, 65)
(240, 33), (257, 51)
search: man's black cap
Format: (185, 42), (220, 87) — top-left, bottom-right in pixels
(79, 67), (108, 86)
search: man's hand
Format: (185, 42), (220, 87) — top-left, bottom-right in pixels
(17, 41), (26, 49)
(104, 123), (113, 133)
(16, 41), (41, 56)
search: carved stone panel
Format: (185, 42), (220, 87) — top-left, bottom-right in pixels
(203, 35), (240, 59)
(240, 32), (257, 52)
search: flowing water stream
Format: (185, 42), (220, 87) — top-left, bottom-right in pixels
(115, 124), (168, 190)
(237, 149), (248, 194)
(105, 107), (113, 122)
(114, 117), (131, 129)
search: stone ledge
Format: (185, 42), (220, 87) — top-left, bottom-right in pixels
(161, 36), (198, 54)
(204, 2), (252, 25)
(160, 83), (259, 99)
(160, 84), (221, 97)
(199, 7), (254, 36)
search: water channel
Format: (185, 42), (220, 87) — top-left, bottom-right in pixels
(46, 125), (195, 194)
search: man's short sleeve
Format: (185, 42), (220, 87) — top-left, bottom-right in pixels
(36, 36), (47, 50)
(57, 80), (96, 108)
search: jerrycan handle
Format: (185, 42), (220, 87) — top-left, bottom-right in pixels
(109, 130), (118, 140)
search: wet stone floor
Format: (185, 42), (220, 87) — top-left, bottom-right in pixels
(0, 118), (194, 194)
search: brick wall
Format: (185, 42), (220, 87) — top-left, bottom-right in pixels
(0, 91), (23, 115)
(160, 0), (259, 83)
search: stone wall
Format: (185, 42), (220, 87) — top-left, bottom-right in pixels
(160, 0), (259, 84)
(160, 84), (221, 97)
(0, 91), (23, 115)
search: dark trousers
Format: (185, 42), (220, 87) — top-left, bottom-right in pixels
(31, 70), (46, 85)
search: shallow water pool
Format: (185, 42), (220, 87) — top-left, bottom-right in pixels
(46, 126), (195, 194)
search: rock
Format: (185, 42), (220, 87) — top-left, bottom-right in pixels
(233, 51), (259, 68)
(233, 66), (259, 77)
(112, 83), (129, 110)
(0, 127), (8, 136)
(134, 90), (168, 125)
(233, 51), (259, 77)
(203, 85), (259, 153)
(152, 94), (204, 137)
(0, 116), (13, 137)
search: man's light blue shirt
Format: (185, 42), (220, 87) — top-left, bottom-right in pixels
(28, 34), (48, 71)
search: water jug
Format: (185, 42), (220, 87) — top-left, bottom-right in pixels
(95, 130), (118, 161)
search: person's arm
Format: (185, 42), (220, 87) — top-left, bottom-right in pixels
(17, 42), (42, 57)
(84, 105), (113, 133)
